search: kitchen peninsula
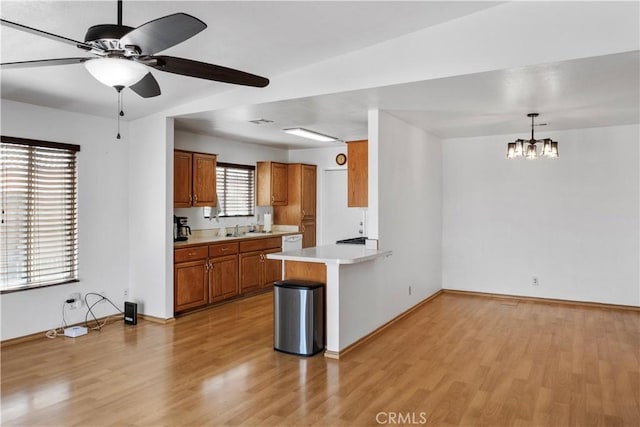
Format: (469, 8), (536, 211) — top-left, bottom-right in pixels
(267, 244), (392, 358)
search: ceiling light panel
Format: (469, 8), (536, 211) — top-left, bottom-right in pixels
(283, 128), (339, 142)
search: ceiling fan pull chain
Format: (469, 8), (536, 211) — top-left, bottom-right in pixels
(115, 85), (124, 140)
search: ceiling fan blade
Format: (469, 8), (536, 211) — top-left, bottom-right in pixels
(130, 72), (161, 98)
(145, 55), (269, 88)
(120, 13), (206, 55)
(1, 57), (90, 69)
(0, 19), (101, 53)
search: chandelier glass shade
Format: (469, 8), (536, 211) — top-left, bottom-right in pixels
(506, 113), (559, 160)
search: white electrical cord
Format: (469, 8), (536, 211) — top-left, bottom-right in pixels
(45, 293), (125, 339)
(46, 301), (71, 339)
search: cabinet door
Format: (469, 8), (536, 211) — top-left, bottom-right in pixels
(301, 220), (316, 248)
(271, 162), (288, 205)
(193, 153), (217, 207)
(210, 255), (238, 302)
(174, 259), (209, 313)
(301, 164), (316, 220)
(262, 248), (283, 289)
(347, 140), (368, 207)
(174, 151), (193, 208)
(239, 251), (262, 294)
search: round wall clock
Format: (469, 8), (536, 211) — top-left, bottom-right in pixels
(335, 153), (347, 166)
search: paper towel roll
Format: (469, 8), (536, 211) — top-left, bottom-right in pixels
(263, 213), (272, 232)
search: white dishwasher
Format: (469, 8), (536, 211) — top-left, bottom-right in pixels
(280, 234), (303, 279)
(282, 234), (303, 251)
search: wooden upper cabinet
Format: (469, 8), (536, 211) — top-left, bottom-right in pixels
(347, 140), (368, 207)
(174, 150), (193, 208)
(192, 153), (217, 207)
(256, 161), (288, 206)
(173, 150), (217, 208)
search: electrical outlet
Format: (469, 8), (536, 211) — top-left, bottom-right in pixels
(66, 292), (82, 309)
(532, 276), (539, 286)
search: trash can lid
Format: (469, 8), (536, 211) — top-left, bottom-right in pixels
(274, 279), (324, 290)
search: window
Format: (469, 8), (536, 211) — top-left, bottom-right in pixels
(216, 162), (255, 217)
(0, 136), (80, 293)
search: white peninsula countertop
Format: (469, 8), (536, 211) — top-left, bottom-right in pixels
(266, 244), (391, 265)
(267, 243), (393, 359)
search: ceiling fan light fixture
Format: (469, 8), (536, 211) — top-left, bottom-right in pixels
(283, 128), (340, 142)
(84, 57), (148, 88)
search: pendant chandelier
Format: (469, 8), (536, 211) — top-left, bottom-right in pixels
(506, 113), (558, 159)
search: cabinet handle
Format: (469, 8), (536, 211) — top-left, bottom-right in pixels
(301, 225), (305, 232)
(194, 194), (198, 204)
(302, 209), (305, 217)
(188, 252), (195, 256)
(221, 248), (228, 251)
(271, 195), (275, 203)
(189, 194), (192, 204)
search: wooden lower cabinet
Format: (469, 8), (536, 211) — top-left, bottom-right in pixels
(238, 237), (282, 293)
(239, 250), (282, 293)
(239, 251), (263, 294)
(209, 254), (238, 303)
(175, 237), (282, 314)
(263, 248), (283, 289)
(174, 259), (209, 313)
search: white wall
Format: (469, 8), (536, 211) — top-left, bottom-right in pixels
(376, 111), (443, 302)
(173, 131), (288, 231)
(0, 100), (130, 340)
(442, 124), (640, 306)
(333, 110), (443, 351)
(128, 114), (173, 319)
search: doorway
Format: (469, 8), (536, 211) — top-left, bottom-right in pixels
(323, 169), (364, 245)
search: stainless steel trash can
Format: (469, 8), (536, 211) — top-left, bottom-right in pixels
(273, 280), (324, 356)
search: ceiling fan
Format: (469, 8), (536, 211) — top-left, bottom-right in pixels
(0, 0), (270, 99)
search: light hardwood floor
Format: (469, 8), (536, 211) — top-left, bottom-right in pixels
(1, 292), (639, 426)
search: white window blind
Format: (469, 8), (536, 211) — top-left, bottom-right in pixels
(216, 163), (255, 217)
(1, 136), (80, 292)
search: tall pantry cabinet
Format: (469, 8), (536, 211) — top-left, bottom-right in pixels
(274, 164), (316, 248)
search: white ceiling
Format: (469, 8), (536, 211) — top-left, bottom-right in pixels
(1, 1), (639, 149)
(1, 1), (499, 118)
(175, 51), (640, 147)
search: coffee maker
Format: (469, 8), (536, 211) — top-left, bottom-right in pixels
(174, 216), (191, 241)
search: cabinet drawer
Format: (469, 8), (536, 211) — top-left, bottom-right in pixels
(239, 237), (282, 253)
(174, 246), (208, 263)
(209, 242), (239, 258)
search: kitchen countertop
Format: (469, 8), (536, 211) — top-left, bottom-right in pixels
(266, 244), (392, 265)
(174, 227), (300, 248)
